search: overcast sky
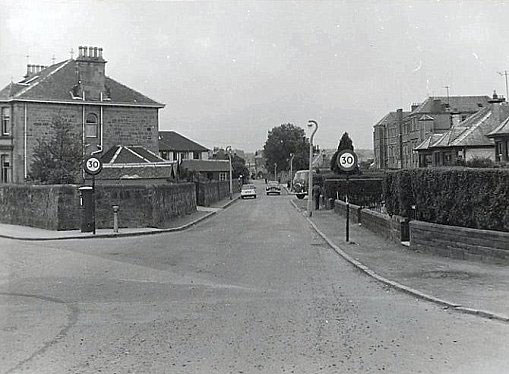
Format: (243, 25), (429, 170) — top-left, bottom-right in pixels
(2, 0), (509, 152)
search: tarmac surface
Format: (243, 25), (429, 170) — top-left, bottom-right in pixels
(0, 184), (508, 373)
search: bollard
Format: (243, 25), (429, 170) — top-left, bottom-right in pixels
(113, 205), (119, 233)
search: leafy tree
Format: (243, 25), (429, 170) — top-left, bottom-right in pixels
(213, 148), (249, 179)
(29, 116), (83, 184)
(330, 132), (355, 174)
(263, 123), (309, 173)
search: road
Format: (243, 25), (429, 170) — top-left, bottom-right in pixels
(1, 180), (508, 373)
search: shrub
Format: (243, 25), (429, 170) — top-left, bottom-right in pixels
(384, 168), (509, 231)
(324, 177), (383, 207)
(466, 157), (495, 168)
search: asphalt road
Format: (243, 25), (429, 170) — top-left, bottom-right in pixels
(1, 180), (508, 373)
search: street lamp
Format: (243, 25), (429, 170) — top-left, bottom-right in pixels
(226, 146), (233, 200)
(289, 153), (295, 191)
(274, 162), (277, 182)
(307, 120), (318, 216)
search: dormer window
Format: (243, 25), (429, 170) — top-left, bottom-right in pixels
(85, 113), (98, 138)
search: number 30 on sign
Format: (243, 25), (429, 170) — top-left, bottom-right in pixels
(84, 156), (103, 175)
(336, 150), (358, 172)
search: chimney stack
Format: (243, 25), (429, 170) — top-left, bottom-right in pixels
(75, 45), (107, 100)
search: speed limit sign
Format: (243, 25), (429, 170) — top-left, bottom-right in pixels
(336, 150), (358, 172)
(84, 156), (103, 175)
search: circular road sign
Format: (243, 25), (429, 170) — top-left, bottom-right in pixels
(336, 150), (358, 172)
(84, 156), (103, 176)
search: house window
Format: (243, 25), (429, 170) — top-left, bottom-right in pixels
(1, 154), (10, 183)
(180, 152), (187, 160)
(173, 152), (178, 161)
(219, 172), (228, 181)
(1, 107), (10, 135)
(85, 113), (98, 138)
(193, 152), (201, 160)
(160, 151), (169, 160)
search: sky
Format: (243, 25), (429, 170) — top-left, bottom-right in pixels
(2, 0), (509, 152)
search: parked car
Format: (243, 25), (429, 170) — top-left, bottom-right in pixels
(292, 170), (320, 199)
(241, 184), (257, 199)
(266, 181), (281, 195)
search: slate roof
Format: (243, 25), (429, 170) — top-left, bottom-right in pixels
(159, 131), (209, 152)
(373, 111), (410, 128)
(0, 59), (164, 107)
(415, 134), (443, 151)
(180, 159), (230, 172)
(487, 116), (509, 137)
(97, 145), (177, 180)
(426, 104), (509, 149)
(101, 145), (166, 164)
(411, 96), (490, 114)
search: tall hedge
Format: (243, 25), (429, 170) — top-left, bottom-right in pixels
(383, 168), (509, 232)
(324, 178), (383, 207)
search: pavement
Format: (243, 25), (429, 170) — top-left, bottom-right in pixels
(292, 198), (509, 323)
(0, 193), (241, 241)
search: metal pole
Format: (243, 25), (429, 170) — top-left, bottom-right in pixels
(92, 174), (96, 235)
(226, 146), (233, 200)
(274, 163), (277, 181)
(290, 153), (294, 191)
(345, 173), (349, 242)
(505, 71), (508, 100)
(307, 120), (318, 216)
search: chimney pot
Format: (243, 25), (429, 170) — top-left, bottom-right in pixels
(98, 48), (103, 58)
(89, 46), (94, 58)
(78, 46), (83, 57)
(94, 47), (98, 58)
(83, 46), (88, 57)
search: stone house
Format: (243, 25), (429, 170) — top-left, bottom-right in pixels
(373, 96), (490, 169)
(0, 46), (164, 184)
(158, 130), (209, 162)
(415, 96), (509, 167)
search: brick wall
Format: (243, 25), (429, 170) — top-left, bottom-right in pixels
(410, 220), (509, 264)
(0, 184), (80, 230)
(333, 199), (362, 223)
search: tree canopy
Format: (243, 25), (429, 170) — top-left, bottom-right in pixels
(28, 116), (83, 184)
(213, 149), (249, 179)
(330, 132), (355, 174)
(263, 123), (309, 173)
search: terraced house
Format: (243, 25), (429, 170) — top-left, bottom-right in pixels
(0, 46), (164, 183)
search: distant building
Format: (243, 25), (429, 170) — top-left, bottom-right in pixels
(373, 95), (490, 169)
(416, 95), (509, 167)
(0, 45), (164, 183)
(158, 131), (209, 162)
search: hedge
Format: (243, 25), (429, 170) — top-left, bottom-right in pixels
(383, 168), (509, 232)
(324, 178), (383, 207)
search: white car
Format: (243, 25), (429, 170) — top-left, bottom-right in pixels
(241, 184), (257, 199)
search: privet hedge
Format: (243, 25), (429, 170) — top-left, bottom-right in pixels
(324, 178), (383, 207)
(383, 168), (509, 232)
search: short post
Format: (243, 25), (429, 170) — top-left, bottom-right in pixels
(113, 205), (119, 233)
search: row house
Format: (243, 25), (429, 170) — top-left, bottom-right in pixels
(415, 95), (509, 166)
(373, 95), (490, 169)
(0, 46), (164, 183)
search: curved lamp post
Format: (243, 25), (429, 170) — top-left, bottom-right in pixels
(307, 120), (318, 216)
(226, 146), (233, 199)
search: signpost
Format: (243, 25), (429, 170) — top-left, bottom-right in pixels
(336, 150), (358, 243)
(83, 156), (103, 235)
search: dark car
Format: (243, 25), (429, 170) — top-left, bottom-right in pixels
(265, 181), (281, 195)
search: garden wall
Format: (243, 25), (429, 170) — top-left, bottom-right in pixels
(196, 180), (233, 207)
(410, 220), (509, 264)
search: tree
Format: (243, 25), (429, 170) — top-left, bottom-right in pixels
(330, 132), (355, 174)
(213, 148), (250, 179)
(28, 116), (83, 184)
(263, 123), (309, 174)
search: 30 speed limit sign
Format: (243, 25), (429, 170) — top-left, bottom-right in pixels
(84, 156), (103, 176)
(336, 150), (358, 172)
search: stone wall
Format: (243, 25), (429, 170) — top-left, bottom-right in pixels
(410, 220), (509, 264)
(333, 199), (408, 243)
(95, 183), (196, 229)
(0, 184), (80, 230)
(196, 181), (232, 206)
(0, 182), (196, 230)
(333, 200), (362, 223)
